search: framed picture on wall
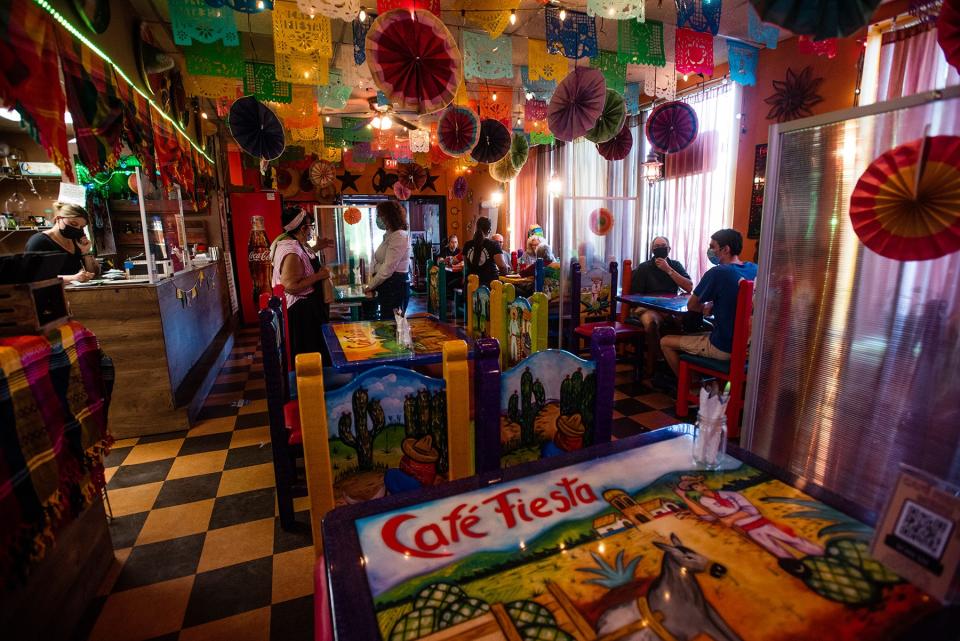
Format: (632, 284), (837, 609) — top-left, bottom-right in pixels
(410, 231), (426, 245)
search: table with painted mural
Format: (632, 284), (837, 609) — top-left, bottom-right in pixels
(322, 315), (470, 372)
(618, 293), (691, 315)
(322, 428), (951, 641)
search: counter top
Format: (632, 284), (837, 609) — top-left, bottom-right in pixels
(65, 261), (220, 291)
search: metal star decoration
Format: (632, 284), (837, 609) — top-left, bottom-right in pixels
(337, 169), (361, 193)
(765, 66), (824, 123)
(421, 170), (439, 192)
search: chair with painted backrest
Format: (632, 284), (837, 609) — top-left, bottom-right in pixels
(466, 274), (492, 340)
(295, 341), (473, 553)
(426, 259), (447, 322)
(490, 280), (548, 370)
(675, 278), (753, 438)
(572, 261), (645, 371)
(258, 297), (306, 531)
(473, 327), (616, 473)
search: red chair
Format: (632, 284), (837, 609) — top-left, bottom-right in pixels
(675, 279), (753, 438)
(572, 261), (645, 372)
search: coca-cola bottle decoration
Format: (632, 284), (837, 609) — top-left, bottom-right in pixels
(248, 215), (271, 312)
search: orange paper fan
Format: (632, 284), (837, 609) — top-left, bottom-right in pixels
(849, 135), (960, 261)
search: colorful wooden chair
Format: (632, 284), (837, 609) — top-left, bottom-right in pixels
(571, 261), (645, 370)
(473, 326), (616, 473)
(466, 274), (492, 340)
(490, 280), (548, 370)
(675, 278), (754, 438)
(426, 259), (448, 322)
(295, 340), (472, 553)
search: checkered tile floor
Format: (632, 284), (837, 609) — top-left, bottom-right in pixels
(76, 322), (691, 640)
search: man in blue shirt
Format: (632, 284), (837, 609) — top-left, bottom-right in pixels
(661, 229), (757, 376)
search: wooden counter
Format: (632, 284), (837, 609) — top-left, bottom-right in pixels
(66, 261), (233, 438)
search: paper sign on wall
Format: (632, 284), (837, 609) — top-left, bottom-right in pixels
(58, 182), (87, 206)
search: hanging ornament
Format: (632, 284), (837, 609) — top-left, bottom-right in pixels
(309, 159), (337, 187)
(585, 90), (627, 144)
(169, 0), (240, 46)
(675, 28), (714, 76)
(470, 119), (512, 164)
(645, 101), (699, 154)
(587, 0), (644, 21)
(597, 124), (633, 161)
(438, 106), (481, 157)
(590, 50), (627, 95)
(545, 7), (598, 60)
(393, 181), (412, 199)
(343, 206), (363, 225)
(409, 129), (430, 153)
(547, 67), (607, 142)
(452, 175), (468, 198)
(528, 39), (569, 83)
(589, 207), (614, 236)
(727, 41), (759, 87)
(464, 32), (513, 80)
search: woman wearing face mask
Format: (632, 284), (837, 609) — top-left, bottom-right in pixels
(365, 200), (411, 318)
(272, 206), (331, 359)
(25, 202), (100, 283)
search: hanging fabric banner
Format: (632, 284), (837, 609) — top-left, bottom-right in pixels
(57, 31), (124, 173)
(272, 86), (319, 129)
(316, 69), (352, 109)
(409, 128), (430, 152)
(798, 35), (839, 59)
(115, 80), (157, 177)
(323, 126), (345, 148)
(591, 49), (627, 94)
(675, 0), (722, 36)
(640, 64), (656, 96)
(244, 62), (293, 103)
(520, 66), (557, 101)
(529, 130), (556, 146)
(624, 82), (640, 114)
(353, 14), (374, 64)
(675, 28), (714, 75)
(273, 0), (332, 58)
(618, 19), (666, 67)
(478, 87), (512, 128)
(463, 32), (513, 80)
(727, 40), (759, 86)
(341, 116), (373, 142)
(169, 0), (239, 46)
(747, 5), (779, 49)
(275, 50), (329, 85)
(0, 0), (72, 178)
(545, 7), (599, 60)
(587, 0), (645, 21)
(449, 1), (520, 39)
(184, 41), (245, 77)
(524, 98), (548, 123)
(376, 0), (440, 16)
(393, 139), (412, 161)
(186, 73), (243, 100)
(296, 0), (359, 21)
(528, 39), (568, 83)
(288, 123), (323, 142)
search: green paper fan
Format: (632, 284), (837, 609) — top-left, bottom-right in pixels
(490, 134), (530, 183)
(585, 90), (627, 144)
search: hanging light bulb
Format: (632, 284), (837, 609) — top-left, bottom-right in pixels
(256, 0), (265, 9)
(559, 8), (566, 21)
(372, 115), (382, 128)
(381, 115), (393, 129)
(641, 150), (663, 184)
(510, 9), (516, 25)
(683, 74), (689, 82)
(608, 7), (615, 16)
(492, 91), (498, 101)
(201, 112), (209, 120)
(548, 174), (562, 197)
(325, 115), (330, 123)
(490, 188), (504, 206)
(358, 7), (366, 22)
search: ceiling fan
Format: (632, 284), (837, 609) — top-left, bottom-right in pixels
(364, 96), (420, 131)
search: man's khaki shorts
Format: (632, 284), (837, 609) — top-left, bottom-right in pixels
(668, 333), (730, 361)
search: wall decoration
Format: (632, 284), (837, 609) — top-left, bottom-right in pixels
(393, 181), (412, 200)
(590, 50), (627, 94)
(343, 206), (363, 225)
(464, 32), (513, 80)
(585, 90), (627, 144)
(310, 159), (337, 187)
(749, 0), (882, 39)
(409, 129), (430, 153)
(478, 88), (512, 127)
(184, 40), (245, 78)
(587, 0), (644, 21)
(366, 9), (462, 114)
(174, 268), (211, 306)
(421, 171), (439, 192)
(528, 39), (569, 83)
(645, 101), (699, 154)
(244, 62), (292, 103)
(547, 67), (607, 142)
(747, 143), (767, 239)
(229, 97), (286, 160)
(71, 0), (110, 34)
(297, 0), (359, 21)
(798, 35), (839, 59)
(939, 0), (960, 72)
(617, 19), (666, 67)
(589, 207), (614, 236)
(728, 41), (759, 87)
(597, 124), (633, 160)
(529, 130), (556, 147)
(336, 169), (361, 192)
(545, 7), (599, 60)
(765, 66), (824, 122)
(748, 5), (779, 49)
(169, 0), (239, 46)
(398, 163), (428, 190)
(675, 28), (715, 75)
(850, 135), (960, 261)
(438, 106), (481, 157)
(676, 0), (723, 35)
(452, 176), (468, 198)
(654, 61), (678, 100)
(470, 119), (512, 163)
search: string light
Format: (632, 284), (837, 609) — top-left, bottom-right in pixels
(325, 115), (330, 122)
(492, 91), (498, 101)
(559, 8), (566, 21)
(256, 0), (265, 9)
(510, 9), (516, 25)
(359, 7), (366, 22)
(201, 112), (209, 119)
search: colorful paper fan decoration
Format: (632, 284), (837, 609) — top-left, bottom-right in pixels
(749, 0), (882, 40)
(452, 175), (468, 198)
(490, 154), (520, 182)
(343, 206), (363, 225)
(597, 124), (633, 161)
(437, 106), (481, 157)
(589, 207), (614, 236)
(470, 119), (511, 164)
(547, 67), (607, 142)
(228, 96), (286, 160)
(938, 0), (960, 72)
(309, 159), (337, 188)
(365, 9), (462, 114)
(849, 135), (960, 261)
(585, 89), (627, 144)
(277, 167), (300, 198)
(509, 133), (530, 170)
(645, 101), (699, 154)
(398, 162), (428, 190)
(393, 181), (412, 200)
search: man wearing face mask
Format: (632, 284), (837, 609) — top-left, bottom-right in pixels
(25, 202), (100, 283)
(630, 237), (692, 379)
(660, 229), (757, 377)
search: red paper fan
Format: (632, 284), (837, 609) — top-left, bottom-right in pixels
(597, 125), (633, 161)
(393, 181), (412, 200)
(398, 162), (428, 190)
(309, 160), (336, 188)
(366, 9), (461, 114)
(437, 106), (480, 157)
(645, 101), (698, 154)
(589, 208), (614, 236)
(939, 0), (960, 72)
(850, 135), (960, 261)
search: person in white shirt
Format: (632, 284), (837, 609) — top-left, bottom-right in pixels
(365, 200), (411, 318)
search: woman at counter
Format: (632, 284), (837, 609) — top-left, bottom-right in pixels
(272, 206), (330, 359)
(365, 200), (410, 318)
(24, 202), (100, 282)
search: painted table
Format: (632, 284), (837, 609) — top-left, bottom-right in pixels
(334, 284), (368, 321)
(618, 293), (691, 315)
(322, 428), (951, 641)
(322, 315), (470, 372)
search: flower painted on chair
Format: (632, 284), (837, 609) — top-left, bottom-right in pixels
(764, 66), (824, 123)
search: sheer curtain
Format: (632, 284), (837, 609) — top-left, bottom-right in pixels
(875, 22), (959, 101)
(640, 82), (740, 283)
(508, 148), (539, 252)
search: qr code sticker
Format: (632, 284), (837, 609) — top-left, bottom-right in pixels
(894, 499), (953, 559)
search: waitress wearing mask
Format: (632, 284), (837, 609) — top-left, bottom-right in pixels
(24, 202), (100, 283)
(365, 200), (410, 318)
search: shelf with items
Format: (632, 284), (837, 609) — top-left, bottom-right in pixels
(109, 199), (202, 214)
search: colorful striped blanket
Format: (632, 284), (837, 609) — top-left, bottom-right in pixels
(0, 321), (113, 587)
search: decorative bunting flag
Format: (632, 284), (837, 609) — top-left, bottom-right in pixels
(618, 19), (666, 67)
(320, 146), (342, 162)
(323, 126), (345, 148)
(528, 39), (568, 83)
(454, 79), (469, 106)
(336, 45), (373, 90)
(273, 0), (332, 57)
(748, 6), (779, 49)
(676, 0), (722, 36)
(529, 130), (556, 146)
(352, 141), (376, 162)
(727, 41), (759, 86)
(524, 99), (548, 123)
(376, 0), (440, 16)
(272, 86), (319, 128)
(316, 69), (352, 109)
(186, 73), (243, 99)
(184, 40), (245, 77)
(655, 62), (677, 99)
(798, 35), (839, 59)
(624, 83), (640, 114)
(275, 50), (329, 85)
(591, 50), (627, 94)
(463, 32), (513, 80)
(520, 65), (557, 101)
(296, 0), (360, 21)
(288, 123), (323, 142)
(478, 87), (512, 127)
(409, 129), (430, 152)
(341, 116), (373, 142)
(244, 62), (292, 103)
(449, 1), (521, 39)
(675, 28), (714, 75)
(587, 0), (644, 21)
(206, 0), (273, 12)
(393, 139), (412, 161)
(545, 7), (598, 60)
(169, 0), (239, 46)
(353, 15), (373, 64)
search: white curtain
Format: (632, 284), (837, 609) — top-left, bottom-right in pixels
(639, 82), (740, 284)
